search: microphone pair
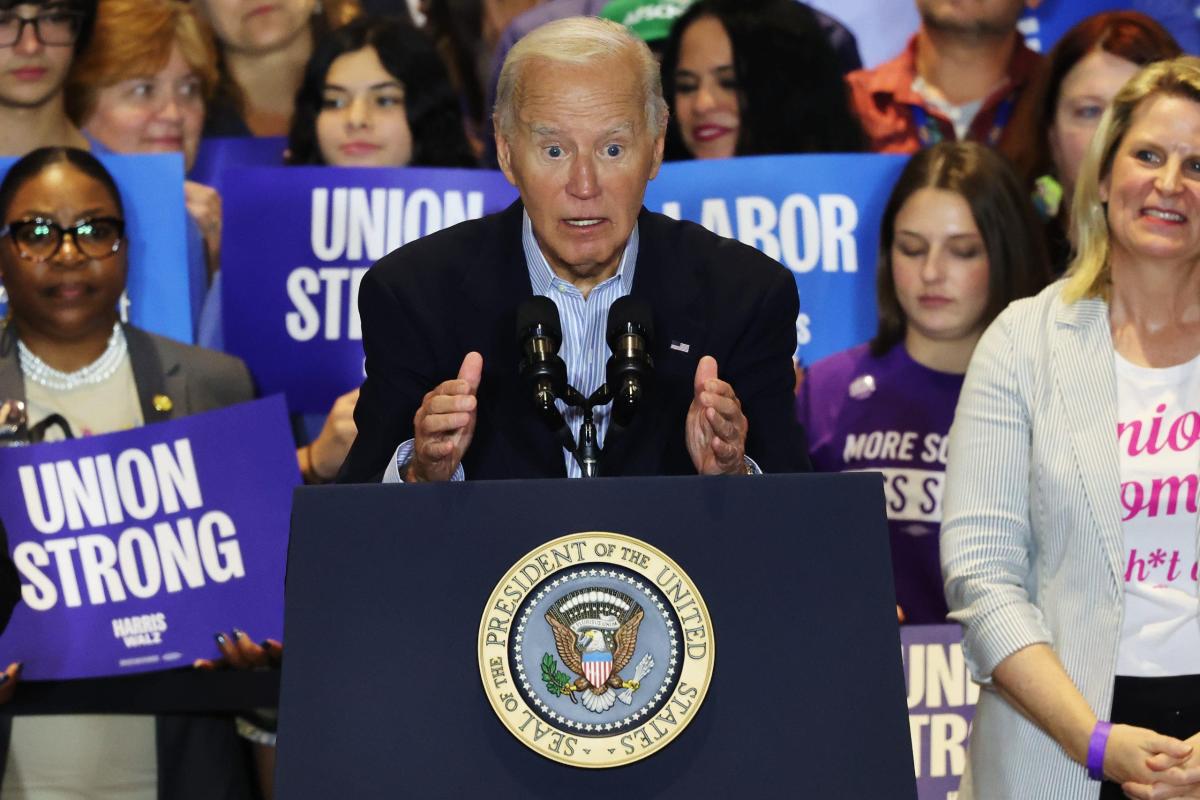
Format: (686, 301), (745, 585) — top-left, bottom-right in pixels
(516, 295), (654, 432)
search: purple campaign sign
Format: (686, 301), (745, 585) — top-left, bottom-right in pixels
(901, 624), (978, 800)
(222, 166), (519, 413)
(0, 396), (298, 680)
(189, 136), (287, 191)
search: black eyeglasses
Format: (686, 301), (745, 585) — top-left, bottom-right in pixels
(0, 8), (83, 48)
(0, 217), (125, 262)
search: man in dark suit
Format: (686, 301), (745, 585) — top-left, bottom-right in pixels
(339, 15), (808, 483)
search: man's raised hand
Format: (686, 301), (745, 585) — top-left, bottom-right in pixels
(408, 352), (483, 482)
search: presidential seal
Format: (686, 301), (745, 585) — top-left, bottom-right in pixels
(478, 532), (714, 768)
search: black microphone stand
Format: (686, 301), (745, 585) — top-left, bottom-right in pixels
(517, 295), (652, 478)
(566, 385), (611, 478)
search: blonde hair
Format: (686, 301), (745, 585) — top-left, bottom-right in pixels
(1064, 55), (1200, 302)
(66, 0), (219, 125)
(493, 16), (667, 139)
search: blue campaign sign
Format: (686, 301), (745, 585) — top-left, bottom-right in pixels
(1018, 0), (1126, 53)
(1131, 0), (1200, 55)
(222, 165), (519, 413)
(0, 152), (193, 342)
(646, 153), (908, 366)
(0, 396), (298, 680)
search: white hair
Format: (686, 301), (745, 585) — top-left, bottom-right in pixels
(493, 16), (668, 139)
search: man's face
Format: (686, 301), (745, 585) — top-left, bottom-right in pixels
(0, 2), (77, 110)
(917, 0), (1025, 38)
(496, 54), (664, 286)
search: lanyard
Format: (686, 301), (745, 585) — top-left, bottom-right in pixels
(911, 91), (1016, 148)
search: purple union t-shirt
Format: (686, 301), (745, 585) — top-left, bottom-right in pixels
(797, 342), (963, 625)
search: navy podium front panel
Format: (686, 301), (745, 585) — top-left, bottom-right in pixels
(276, 473), (916, 798)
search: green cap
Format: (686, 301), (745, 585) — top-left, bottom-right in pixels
(598, 0), (696, 43)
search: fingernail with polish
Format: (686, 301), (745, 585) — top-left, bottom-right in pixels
(232, 628), (245, 641)
(215, 633), (228, 647)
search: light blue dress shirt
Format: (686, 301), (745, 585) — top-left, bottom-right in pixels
(383, 212), (638, 481)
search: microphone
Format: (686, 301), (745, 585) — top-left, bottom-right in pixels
(605, 295), (654, 429)
(516, 296), (581, 458)
(517, 296), (568, 413)
(0, 400), (74, 445)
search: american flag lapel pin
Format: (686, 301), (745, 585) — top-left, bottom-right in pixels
(669, 341), (690, 353)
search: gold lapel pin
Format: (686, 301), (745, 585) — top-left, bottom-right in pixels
(152, 394), (173, 413)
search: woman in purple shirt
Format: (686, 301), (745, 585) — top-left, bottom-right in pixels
(797, 141), (1049, 624)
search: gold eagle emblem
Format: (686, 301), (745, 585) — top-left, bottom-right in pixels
(545, 588), (653, 713)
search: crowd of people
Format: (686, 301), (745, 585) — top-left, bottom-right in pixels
(0, 0), (1193, 797)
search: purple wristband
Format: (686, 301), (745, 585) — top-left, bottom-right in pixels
(1088, 721), (1113, 781)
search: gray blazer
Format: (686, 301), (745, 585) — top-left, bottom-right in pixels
(0, 322), (253, 423)
(940, 281), (1187, 799)
(0, 323), (259, 800)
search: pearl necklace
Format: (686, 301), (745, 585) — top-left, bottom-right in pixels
(18, 323), (128, 391)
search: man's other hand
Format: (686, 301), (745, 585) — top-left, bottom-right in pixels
(685, 356), (748, 475)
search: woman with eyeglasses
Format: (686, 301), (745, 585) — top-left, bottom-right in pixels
(0, 146), (262, 798)
(0, 0), (96, 156)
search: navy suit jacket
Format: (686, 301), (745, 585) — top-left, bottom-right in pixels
(339, 201), (810, 482)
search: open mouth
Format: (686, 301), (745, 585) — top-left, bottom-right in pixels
(564, 219), (604, 228)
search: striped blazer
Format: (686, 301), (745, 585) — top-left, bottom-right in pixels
(940, 281), (1179, 800)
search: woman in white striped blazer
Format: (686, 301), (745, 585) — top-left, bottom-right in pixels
(942, 56), (1200, 800)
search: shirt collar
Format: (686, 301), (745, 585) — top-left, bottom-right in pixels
(860, 31), (1039, 104)
(522, 210), (638, 297)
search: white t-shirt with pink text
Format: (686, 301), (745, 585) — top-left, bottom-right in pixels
(1115, 351), (1200, 677)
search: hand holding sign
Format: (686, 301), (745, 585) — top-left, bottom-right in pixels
(306, 387), (360, 482)
(0, 662), (21, 704)
(184, 180), (222, 278)
(407, 352), (482, 482)
(685, 356), (748, 475)
(195, 629), (282, 670)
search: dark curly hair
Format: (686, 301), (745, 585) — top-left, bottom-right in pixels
(286, 16), (476, 167)
(660, 0), (865, 161)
